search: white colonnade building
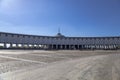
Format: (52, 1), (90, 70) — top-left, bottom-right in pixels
(0, 32), (120, 50)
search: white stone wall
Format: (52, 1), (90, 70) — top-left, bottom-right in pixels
(0, 32), (120, 45)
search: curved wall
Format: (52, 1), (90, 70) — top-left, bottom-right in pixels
(0, 32), (120, 50)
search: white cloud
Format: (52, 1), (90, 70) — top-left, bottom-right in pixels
(0, 21), (13, 27)
(0, 0), (48, 16)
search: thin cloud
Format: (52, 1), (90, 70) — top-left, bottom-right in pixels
(0, 0), (27, 15)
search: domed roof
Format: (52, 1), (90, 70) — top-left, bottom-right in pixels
(55, 32), (65, 37)
(55, 28), (65, 37)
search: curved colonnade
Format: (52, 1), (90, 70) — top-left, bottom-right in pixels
(0, 32), (120, 50)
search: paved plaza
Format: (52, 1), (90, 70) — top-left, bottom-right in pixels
(0, 50), (120, 80)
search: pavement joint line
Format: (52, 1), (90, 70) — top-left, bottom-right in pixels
(23, 54), (71, 60)
(0, 55), (47, 64)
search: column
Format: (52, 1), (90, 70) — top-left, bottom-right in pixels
(4, 43), (7, 48)
(77, 45), (80, 50)
(10, 43), (13, 48)
(51, 45), (53, 49)
(60, 45), (62, 49)
(56, 45), (58, 49)
(65, 45), (67, 49)
(21, 44), (24, 48)
(16, 44), (19, 48)
(69, 45), (71, 49)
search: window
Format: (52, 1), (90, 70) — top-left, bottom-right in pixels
(28, 36), (30, 38)
(23, 35), (25, 38)
(38, 36), (40, 39)
(11, 34), (14, 37)
(33, 36), (35, 39)
(5, 34), (8, 37)
(17, 35), (20, 37)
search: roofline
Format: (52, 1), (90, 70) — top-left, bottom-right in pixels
(0, 31), (120, 38)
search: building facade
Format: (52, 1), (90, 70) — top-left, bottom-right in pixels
(0, 32), (120, 50)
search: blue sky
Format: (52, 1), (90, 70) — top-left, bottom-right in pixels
(0, 0), (120, 37)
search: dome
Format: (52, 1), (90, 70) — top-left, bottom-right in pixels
(55, 32), (65, 37)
